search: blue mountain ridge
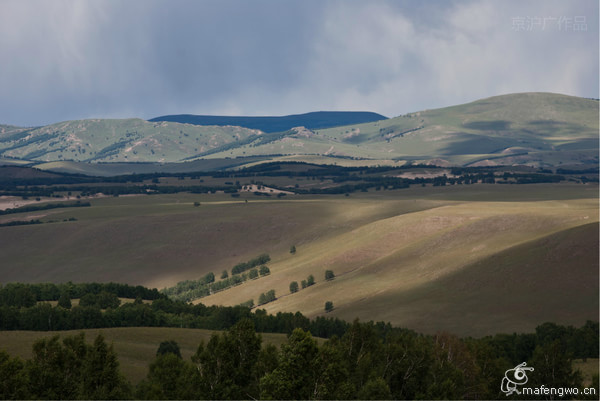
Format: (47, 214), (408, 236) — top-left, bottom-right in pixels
(149, 111), (388, 133)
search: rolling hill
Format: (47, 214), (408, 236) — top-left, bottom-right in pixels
(195, 191), (598, 336)
(0, 93), (597, 170)
(149, 111), (388, 133)
(0, 118), (263, 163)
(0, 184), (597, 336)
(206, 92), (599, 167)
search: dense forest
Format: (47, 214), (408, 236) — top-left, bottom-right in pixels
(0, 282), (598, 399)
(0, 318), (598, 400)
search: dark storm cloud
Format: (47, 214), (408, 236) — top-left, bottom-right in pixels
(0, 0), (325, 125)
(0, 0), (597, 126)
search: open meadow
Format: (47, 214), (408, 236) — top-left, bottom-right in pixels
(0, 182), (597, 337)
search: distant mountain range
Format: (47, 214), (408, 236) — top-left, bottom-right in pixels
(0, 93), (597, 173)
(149, 111), (388, 133)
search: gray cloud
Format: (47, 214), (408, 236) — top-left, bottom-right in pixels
(0, 0), (597, 126)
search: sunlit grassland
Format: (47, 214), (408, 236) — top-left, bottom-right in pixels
(0, 183), (597, 336)
(197, 186), (598, 336)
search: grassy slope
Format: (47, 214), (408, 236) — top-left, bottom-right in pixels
(0, 118), (261, 163)
(197, 186), (598, 336)
(208, 93), (598, 167)
(0, 184), (597, 336)
(0, 192), (437, 288)
(0, 327), (290, 384)
(335, 222), (599, 337)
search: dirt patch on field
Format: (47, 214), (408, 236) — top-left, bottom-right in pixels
(240, 184), (295, 195)
(394, 169), (456, 179)
(0, 196), (60, 211)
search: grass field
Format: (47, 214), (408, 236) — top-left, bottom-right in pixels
(0, 327), (291, 384)
(0, 183), (597, 336)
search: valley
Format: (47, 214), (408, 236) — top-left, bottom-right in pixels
(0, 91), (597, 340)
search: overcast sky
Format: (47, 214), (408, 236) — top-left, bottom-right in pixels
(1, 0), (598, 126)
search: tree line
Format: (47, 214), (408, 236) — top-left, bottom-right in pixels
(1, 319), (598, 400)
(2, 162), (589, 200)
(0, 282), (161, 308)
(0, 284), (350, 339)
(161, 255), (271, 302)
(0, 332), (130, 399)
(1, 281), (596, 361)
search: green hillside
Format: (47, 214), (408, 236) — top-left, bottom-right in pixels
(0, 118), (261, 163)
(0, 93), (597, 169)
(208, 93), (598, 167)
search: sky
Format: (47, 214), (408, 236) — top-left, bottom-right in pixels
(0, 0), (598, 127)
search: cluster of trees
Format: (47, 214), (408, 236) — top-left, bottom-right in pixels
(0, 283), (351, 338)
(302, 274), (315, 289)
(231, 254), (271, 275)
(78, 291), (121, 310)
(291, 271), (333, 295)
(238, 299), (254, 308)
(2, 280), (597, 363)
(0, 333), (130, 399)
(257, 290), (276, 306)
(3, 319), (597, 400)
(134, 319), (600, 400)
(0, 282), (161, 308)
(161, 257), (271, 303)
(211, 266), (270, 292)
(160, 272), (216, 301)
